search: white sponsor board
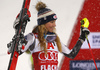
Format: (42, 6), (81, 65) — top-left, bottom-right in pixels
(81, 32), (100, 49)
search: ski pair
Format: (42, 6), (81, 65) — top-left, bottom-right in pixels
(7, 0), (31, 70)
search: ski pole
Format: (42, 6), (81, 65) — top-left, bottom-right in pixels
(80, 18), (98, 70)
(85, 34), (98, 70)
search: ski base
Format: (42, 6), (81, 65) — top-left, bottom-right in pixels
(9, 51), (19, 70)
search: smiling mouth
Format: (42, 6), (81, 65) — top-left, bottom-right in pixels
(50, 27), (54, 30)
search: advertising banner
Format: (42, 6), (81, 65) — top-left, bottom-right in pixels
(81, 32), (100, 49)
(70, 60), (100, 70)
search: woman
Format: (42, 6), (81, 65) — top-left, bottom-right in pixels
(9, 2), (90, 70)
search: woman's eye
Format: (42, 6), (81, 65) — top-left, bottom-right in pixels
(50, 21), (55, 23)
(51, 21), (54, 23)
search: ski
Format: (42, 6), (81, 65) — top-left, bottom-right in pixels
(7, 0), (31, 70)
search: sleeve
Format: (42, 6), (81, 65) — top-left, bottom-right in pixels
(61, 42), (72, 54)
(61, 39), (84, 59)
(21, 33), (35, 52)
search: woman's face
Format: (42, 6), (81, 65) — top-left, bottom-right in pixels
(45, 20), (56, 32)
